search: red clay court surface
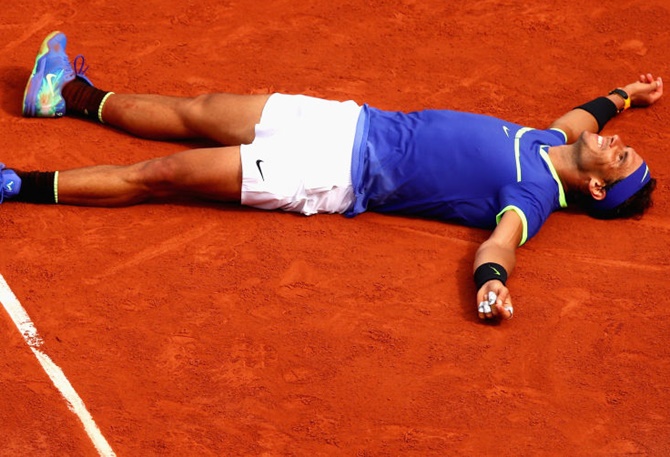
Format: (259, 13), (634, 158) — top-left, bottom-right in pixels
(1, 1), (670, 455)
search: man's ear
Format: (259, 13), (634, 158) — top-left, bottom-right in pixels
(588, 177), (606, 201)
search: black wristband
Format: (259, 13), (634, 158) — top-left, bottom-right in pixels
(574, 97), (618, 132)
(474, 262), (508, 290)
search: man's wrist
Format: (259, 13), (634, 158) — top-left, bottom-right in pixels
(609, 88), (631, 112)
(474, 262), (508, 290)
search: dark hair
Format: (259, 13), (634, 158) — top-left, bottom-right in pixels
(569, 178), (657, 220)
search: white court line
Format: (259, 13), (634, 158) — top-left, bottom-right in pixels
(0, 274), (116, 457)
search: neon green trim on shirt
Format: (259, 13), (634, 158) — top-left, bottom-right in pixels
(550, 128), (568, 143)
(539, 146), (567, 208)
(496, 205), (529, 246)
(514, 127), (533, 181)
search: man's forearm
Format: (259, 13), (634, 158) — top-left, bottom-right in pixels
(548, 74), (663, 143)
(473, 241), (515, 277)
(548, 92), (626, 143)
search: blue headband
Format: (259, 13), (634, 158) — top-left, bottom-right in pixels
(591, 161), (651, 211)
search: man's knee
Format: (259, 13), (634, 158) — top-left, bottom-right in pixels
(182, 93), (268, 145)
(178, 94), (228, 142)
(186, 93), (215, 115)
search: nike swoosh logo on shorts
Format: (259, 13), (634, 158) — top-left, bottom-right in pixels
(256, 159), (265, 181)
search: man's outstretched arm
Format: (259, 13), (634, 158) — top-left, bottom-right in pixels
(472, 210), (523, 321)
(549, 73), (663, 142)
(472, 74), (662, 322)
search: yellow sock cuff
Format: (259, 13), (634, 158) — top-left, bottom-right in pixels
(53, 170), (59, 204)
(98, 92), (115, 124)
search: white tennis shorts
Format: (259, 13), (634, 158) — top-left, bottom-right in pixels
(240, 93), (361, 215)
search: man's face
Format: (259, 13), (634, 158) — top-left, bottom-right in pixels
(576, 131), (644, 185)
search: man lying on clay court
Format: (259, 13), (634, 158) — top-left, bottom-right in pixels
(2, 32), (664, 322)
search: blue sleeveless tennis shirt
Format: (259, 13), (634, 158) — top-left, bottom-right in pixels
(346, 106), (568, 245)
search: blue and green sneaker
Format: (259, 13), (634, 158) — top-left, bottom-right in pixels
(22, 31), (76, 117)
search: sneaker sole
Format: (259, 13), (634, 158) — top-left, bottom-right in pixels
(22, 31), (62, 117)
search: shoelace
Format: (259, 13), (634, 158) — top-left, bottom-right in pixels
(73, 55), (89, 79)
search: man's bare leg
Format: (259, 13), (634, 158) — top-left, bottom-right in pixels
(100, 93), (271, 145)
(57, 146), (242, 206)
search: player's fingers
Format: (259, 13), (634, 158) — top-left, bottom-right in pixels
(477, 290), (495, 319)
(486, 291), (497, 318)
(492, 290), (506, 309)
(502, 304), (514, 320)
(477, 291), (513, 321)
(495, 293), (514, 320)
(478, 301), (490, 319)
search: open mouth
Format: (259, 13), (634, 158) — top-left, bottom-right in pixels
(596, 135), (611, 149)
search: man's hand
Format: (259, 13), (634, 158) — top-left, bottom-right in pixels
(476, 279), (514, 321)
(623, 73), (663, 107)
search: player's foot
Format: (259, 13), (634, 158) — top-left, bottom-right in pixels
(22, 31), (76, 117)
(0, 164), (21, 203)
